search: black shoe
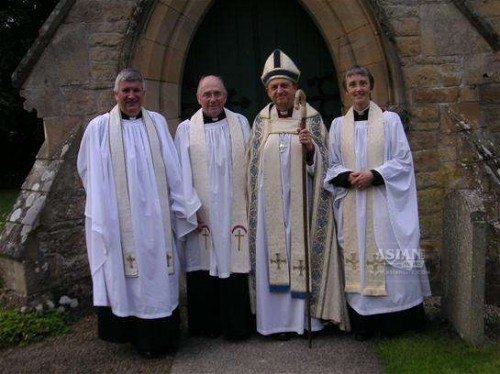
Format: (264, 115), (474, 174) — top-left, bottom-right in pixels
(354, 332), (373, 341)
(274, 332), (293, 341)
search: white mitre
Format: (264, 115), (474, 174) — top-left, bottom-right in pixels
(261, 49), (301, 86)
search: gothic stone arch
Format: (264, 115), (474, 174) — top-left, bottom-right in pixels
(131, 0), (400, 130)
(0, 0), (401, 303)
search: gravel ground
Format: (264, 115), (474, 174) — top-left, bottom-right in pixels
(0, 312), (384, 374)
(0, 295), (498, 373)
(0, 313), (176, 373)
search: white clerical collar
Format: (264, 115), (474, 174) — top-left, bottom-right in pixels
(203, 110), (226, 123)
(121, 111), (142, 120)
(353, 104), (370, 116)
(277, 108), (293, 118)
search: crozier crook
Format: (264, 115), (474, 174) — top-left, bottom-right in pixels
(294, 89), (307, 129)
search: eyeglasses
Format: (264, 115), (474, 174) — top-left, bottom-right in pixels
(200, 90), (225, 99)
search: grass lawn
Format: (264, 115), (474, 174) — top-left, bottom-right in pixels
(0, 190), (19, 231)
(374, 319), (500, 373)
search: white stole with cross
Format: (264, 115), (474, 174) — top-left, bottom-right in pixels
(342, 101), (387, 296)
(189, 108), (250, 274)
(109, 105), (175, 277)
(260, 117), (307, 297)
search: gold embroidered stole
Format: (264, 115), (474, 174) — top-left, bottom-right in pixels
(261, 117), (307, 295)
(342, 102), (386, 296)
(109, 105), (174, 277)
(189, 108), (250, 273)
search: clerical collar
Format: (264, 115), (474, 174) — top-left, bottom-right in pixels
(121, 111), (142, 120)
(354, 106), (369, 121)
(277, 108), (293, 118)
(203, 110), (226, 123)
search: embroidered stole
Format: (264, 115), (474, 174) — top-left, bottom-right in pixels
(109, 105), (174, 277)
(189, 108), (250, 273)
(342, 102), (387, 296)
(261, 116), (307, 297)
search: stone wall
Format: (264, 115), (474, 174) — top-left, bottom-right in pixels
(1, 0), (500, 309)
(380, 0), (500, 298)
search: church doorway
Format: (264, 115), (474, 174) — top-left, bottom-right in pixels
(180, 0), (342, 126)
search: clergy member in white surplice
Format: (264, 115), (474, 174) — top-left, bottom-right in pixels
(324, 65), (431, 341)
(175, 75), (254, 340)
(77, 69), (200, 358)
(248, 50), (350, 341)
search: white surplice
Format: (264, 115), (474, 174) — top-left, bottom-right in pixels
(77, 110), (200, 319)
(175, 112), (251, 278)
(324, 107), (431, 316)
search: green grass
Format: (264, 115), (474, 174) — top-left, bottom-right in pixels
(375, 323), (500, 373)
(0, 190), (19, 231)
(0, 309), (71, 349)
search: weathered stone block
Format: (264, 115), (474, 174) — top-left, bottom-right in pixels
(405, 66), (440, 88)
(418, 188), (445, 214)
(464, 53), (499, 85)
(421, 3), (489, 55)
(410, 105), (440, 122)
(414, 87), (459, 103)
(413, 149), (441, 172)
(437, 162), (472, 190)
(415, 171), (440, 189)
(460, 86), (480, 102)
(161, 46), (184, 83)
(419, 213), (443, 240)
(132, 39), (167, 81)
(442, 190), (486, 345)
(410, 120), (440, 132)
(89, 46), (122, 63)
(145, 2), (180, 46)
(407, 131), (438, 151)
(182, 0), (212, 22)
(385, 5), (419, 19)
(89, 33), (124, 48)
(437, 146), (458, 163)
(396, 36), (420, 57)
(0, 258), (27, 295)
(392, 17), (419, 36)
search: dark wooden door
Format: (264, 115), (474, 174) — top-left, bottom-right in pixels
(181, 0), (341, 126)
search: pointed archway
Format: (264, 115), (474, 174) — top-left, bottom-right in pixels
(130, 0), (402, 132)
(180, 0), (341, 125)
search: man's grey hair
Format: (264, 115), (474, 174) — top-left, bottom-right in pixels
(114, 68), (146, 92)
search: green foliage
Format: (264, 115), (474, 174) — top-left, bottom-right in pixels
(375, 325), (500, 374)
(0, 309), (71, 349)
(0, 189), (18, 231)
